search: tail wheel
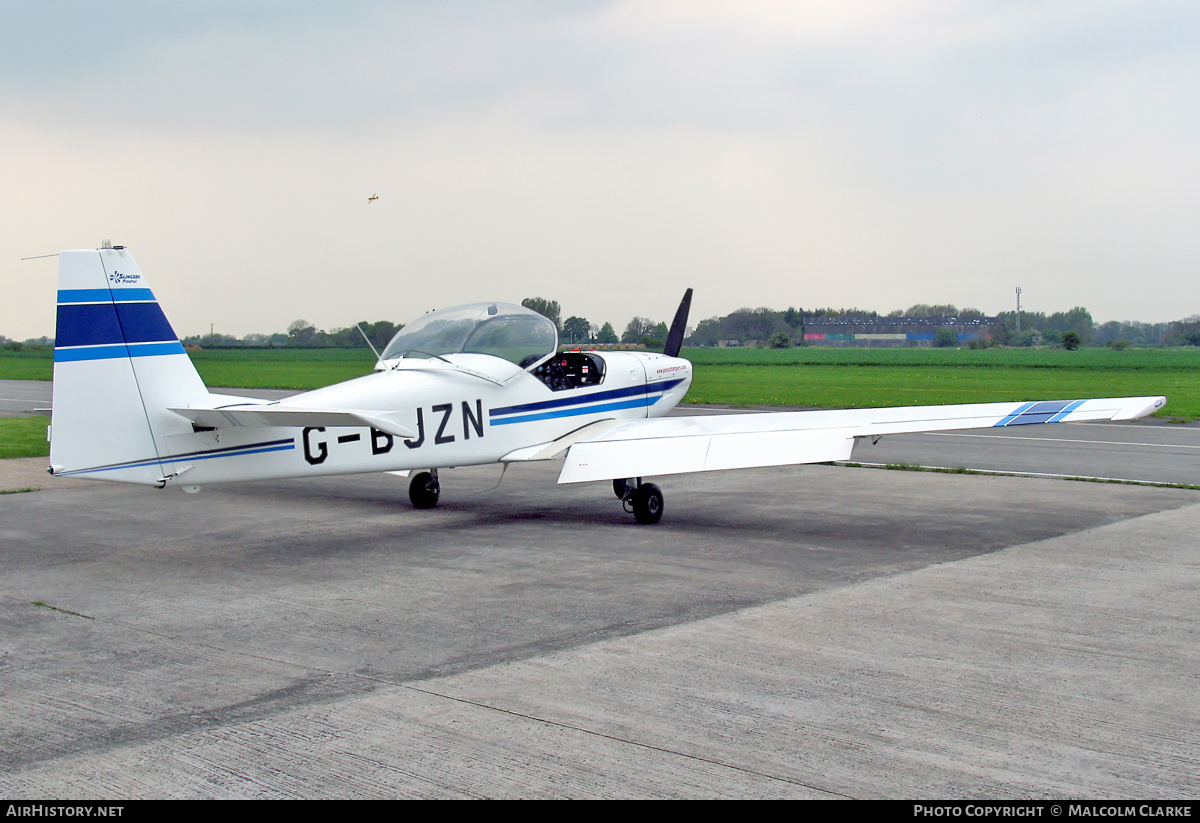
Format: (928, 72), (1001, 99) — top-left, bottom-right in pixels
(409, 471), (440, 509)
(630, 483), (664, 525)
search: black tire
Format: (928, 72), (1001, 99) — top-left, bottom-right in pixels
(409, 471), (440, 509)
(631, 482), (663, 525)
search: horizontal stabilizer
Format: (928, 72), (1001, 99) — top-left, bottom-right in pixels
(169, 404), (415, 439)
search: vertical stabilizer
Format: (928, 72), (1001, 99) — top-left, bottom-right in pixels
(50, 248), (210, 484)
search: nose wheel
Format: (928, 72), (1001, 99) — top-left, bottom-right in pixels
(616, 477), (664, 525)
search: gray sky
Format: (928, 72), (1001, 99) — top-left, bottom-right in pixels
(4, 1), (1198, 340)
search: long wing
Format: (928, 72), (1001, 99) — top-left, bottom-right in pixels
(555, 396), (1166, 484)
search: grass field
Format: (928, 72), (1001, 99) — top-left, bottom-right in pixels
(0, 417), (50, 459)
(3, 344), (1197, 428)
(680, 345), (1200, 370)
(685, 364), (1196, 417)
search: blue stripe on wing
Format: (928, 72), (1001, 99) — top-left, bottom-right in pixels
(994, 399), (1083, 426)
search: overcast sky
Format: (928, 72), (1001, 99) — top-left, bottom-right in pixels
(3, 1), (1198, 340)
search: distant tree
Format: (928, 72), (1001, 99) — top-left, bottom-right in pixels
(326, 327), (360, 348)
(361, 320), (400, 352)
(906, 304), (959, 317)
(768, 332), (792, 349)
(199, 332), (238, 348)
(688, 317), (724, 347)
(1045, 307), (1094, 346)
(1094, 320), (1122, 346)
(989, 320), (1012, 346)
(287, 319), (317, 347)
(622, 317), (655, 344)
(562, 316), (591, 344)
(1062, 331), (1081, 350)
(521, 298), (561, 331)
(933, 327), (958, 347)
(1167, 315), (1200, 346)
(596, 322), (618, 344)
(809, 307), (879, 318)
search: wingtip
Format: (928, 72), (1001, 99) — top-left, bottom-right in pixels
(1116, 396), (1167, 421)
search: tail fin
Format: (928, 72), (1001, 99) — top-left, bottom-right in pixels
(50, 248), (210, 484)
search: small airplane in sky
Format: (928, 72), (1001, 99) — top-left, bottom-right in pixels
(48, 247), (1165, 523)
(368, 193), (379, 203)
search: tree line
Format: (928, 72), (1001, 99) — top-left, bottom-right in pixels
(687, 304), (1200, 348)
(7, 301), (1197, 351)
(518, 298), (670, 347)
(178, 320), (403, 351)
(173, 299), (670, 351)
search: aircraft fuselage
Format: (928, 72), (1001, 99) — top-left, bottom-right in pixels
(157, 350), (692, 486)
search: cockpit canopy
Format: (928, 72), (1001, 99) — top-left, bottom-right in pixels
(380, 302), (558, 368)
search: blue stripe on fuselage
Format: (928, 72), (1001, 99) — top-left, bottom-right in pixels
(53, 437), (296, 476)
(490, 396), (661, 426)
(490, 378), (686, 419)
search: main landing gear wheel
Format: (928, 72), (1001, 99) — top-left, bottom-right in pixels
(613, 477), (642, 499)
(409, 470), (440, 509)
(629, 482), (664, 525)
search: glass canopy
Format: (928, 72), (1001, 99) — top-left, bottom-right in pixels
(380, 302), (558, 367)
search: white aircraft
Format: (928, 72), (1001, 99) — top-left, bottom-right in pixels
(48, 247), (1166, 524)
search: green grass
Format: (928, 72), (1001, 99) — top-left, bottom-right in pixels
(685, 363), (1198, 420)
(0, 347), (53, 380)
(186, 348), (376, 389)
(0, 417), (51, 459)
(0, 347), (377, 390)
(680, 345), (1200, 370)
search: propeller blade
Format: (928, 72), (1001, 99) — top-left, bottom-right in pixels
(663, 288), (693, 357)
